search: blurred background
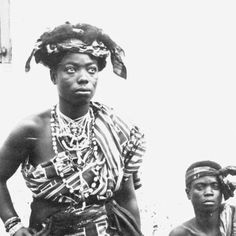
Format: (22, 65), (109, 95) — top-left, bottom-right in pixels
(1, 0), (236, 235)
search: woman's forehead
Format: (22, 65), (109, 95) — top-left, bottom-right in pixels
(59, 53), (97, 65)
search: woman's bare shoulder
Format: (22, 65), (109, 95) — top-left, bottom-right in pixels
(0, 109), (51, 178)
(2, 109), (51, 146)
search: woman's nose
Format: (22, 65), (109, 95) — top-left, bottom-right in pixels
(77, 69), (88, 83)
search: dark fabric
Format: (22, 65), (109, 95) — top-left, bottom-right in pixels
(29, 197), (104, 228)
(29, 198), (69, 231)
(218, 175), (236, 200)
(34, 206), (107, 236)
(29, 198), (142, 236)
(106, 200), (143, 236)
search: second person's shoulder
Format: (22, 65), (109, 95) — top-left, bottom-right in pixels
(169, 225), (191, 236)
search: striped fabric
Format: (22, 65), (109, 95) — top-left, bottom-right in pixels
(21, 101), (146, 205)
(185, 166), (218, 187)
(219, 204), (236, 236)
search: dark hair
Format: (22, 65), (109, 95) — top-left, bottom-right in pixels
(186, 160), (222, 173)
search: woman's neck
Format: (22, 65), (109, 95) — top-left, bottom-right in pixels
(58, 101), (90, 120)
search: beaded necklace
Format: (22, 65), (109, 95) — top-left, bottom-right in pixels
(50, 105), (103, 206)
(56, 105), (92, 151)
(50, 105), (98, 155)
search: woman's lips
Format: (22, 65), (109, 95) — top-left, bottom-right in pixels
(75, 89), (91, 93)
(76, 88), (90, 91)
(203, 200), (215, 205)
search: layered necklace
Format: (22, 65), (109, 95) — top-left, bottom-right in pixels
(56, 105), (92, 151)
(50, 105), (114, 204)
(50, 105), (99, 162)
(50, 105), (107, 206)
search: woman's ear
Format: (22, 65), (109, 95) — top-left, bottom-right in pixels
(50, 69), (57, 84)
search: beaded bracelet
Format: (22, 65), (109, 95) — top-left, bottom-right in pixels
(8, 222), (23, 236)
(4, 216), (19, 227)
(4, 216), (21, 232)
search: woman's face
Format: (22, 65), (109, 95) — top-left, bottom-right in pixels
(52, 53), (99, 106)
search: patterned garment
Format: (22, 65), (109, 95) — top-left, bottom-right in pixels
(219, 204), (236, 236)
(21, 102), (146, 235)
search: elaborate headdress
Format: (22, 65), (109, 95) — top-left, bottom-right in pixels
(185, 160), (235, 200)
(25, 22), (127, 79)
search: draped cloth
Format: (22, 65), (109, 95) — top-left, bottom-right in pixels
(21, 102), (146, 235)
(33, 204), (110, 236)
(30, 200), (143, 236)
(220, 204), (236, 236)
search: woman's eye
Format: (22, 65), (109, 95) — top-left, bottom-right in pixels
(65, 66), (76, 73)
(87, 66), (98, 74)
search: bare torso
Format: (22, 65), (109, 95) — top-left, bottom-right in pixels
(169, 218), (221, 236)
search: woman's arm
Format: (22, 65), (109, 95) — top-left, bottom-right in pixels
(0, 131), (27, 221)
(114, 175), (141, 227)
(0, 120), (35, 235)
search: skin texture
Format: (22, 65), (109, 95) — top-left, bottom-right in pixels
(51, 53), (99, 118)
(0, 53), (140, 235)
(169, 176), (222, 236)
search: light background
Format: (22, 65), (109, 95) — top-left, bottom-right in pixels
(1, 0), (236, 235)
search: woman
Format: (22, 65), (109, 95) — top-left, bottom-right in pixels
(0, 22), (146, 236)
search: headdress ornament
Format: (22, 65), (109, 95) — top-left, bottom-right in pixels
(25, 22), (127, 79)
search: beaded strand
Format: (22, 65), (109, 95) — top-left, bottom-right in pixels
(50, 105), (104, 203)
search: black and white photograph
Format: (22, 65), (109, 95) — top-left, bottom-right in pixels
(1, 0), (236, 235)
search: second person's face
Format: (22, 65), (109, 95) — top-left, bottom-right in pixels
(187, 175), (222, 214)
(52, 53), (99, 106)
